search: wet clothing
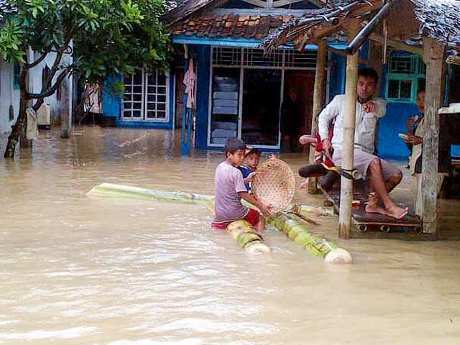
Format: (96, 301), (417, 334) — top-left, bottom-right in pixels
(332, 149), (401, 181)
(238, 165), (253, 191)
(213, 160), (249, 224)
(211, 208), (260, 230)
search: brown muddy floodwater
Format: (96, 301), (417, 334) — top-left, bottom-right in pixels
(1, 127), (460, 345)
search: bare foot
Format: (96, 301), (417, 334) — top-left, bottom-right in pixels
(385, 205), (409, 220)
(299, 178), (309, 189)
(365, 193), (386, 215)
(365, 203), (388, 216)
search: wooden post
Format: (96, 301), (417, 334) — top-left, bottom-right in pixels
(420, 37), (446, 236)
(60, 77), (72, 139)
(368, 41), (383, 94)
(338, 50), (359, 239)
(307, 39), (328, 194)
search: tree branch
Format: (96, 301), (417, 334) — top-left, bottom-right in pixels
(27, 67), (71, 99)
(41, 37), (73, 90)
(24, 47), (52, 69)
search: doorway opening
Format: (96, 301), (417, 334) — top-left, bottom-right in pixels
(242, 69), (282, 147)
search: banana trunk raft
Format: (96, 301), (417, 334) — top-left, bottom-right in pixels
(87, 183), (351, 263)
(87, 183), (269, 254)
(268, 213), (352, 264)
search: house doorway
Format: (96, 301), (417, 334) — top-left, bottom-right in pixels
(281, 70), (315, 152)
(241, 69), (282, 147)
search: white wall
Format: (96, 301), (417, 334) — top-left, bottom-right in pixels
(29, 49), (73, 125)
(0, 61), (20, 135)
(0, 48), (73, 135)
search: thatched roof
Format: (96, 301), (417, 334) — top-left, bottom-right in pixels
(413, 0), (460, 44)
(262, 0), (460, 53)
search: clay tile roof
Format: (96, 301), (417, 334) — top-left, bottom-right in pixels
(171, 14), (290, 40)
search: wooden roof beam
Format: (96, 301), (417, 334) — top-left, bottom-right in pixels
(368, 33), (423, 56)
(344, 0), (391, 55)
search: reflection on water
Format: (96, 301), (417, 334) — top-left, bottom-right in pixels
(1, 127), (460, 345)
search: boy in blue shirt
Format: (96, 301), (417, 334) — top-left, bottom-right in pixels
(238, 147), (262, 191)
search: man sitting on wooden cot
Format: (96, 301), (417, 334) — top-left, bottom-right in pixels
(317, 67), (408, 219)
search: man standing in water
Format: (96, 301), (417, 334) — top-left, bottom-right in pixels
(318, 67), (407, 219)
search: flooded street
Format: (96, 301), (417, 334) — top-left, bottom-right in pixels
(1, 127), (460, 345)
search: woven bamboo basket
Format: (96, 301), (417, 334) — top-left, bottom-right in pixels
(252, 158), (296, 214)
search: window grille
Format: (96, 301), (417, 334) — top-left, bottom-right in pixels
(212, 47), (316, 69)
(123, 71), (144, 119)
(123, 69), (168, 121)
(389, 56), (415, 74)
(284, 50), (317, 68)
(213, 47), (242, 66)
(242, 48), (283, 67)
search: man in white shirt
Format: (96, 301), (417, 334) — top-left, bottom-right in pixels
(318, 67), (408, 219)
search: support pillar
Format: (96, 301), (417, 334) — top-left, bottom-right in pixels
(338, 50), (359, 239)
(60, 76), (72, 138)
(368, 41), (383, 94)
(421, 37), (446, 236)
(308, 39), (328, 194)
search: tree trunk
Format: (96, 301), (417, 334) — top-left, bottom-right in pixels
(307, 39), (328, 194)
(4, 68), (30, 159)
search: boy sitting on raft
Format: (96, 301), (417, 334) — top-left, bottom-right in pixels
(238, 146), (261, 191)
(212, 139), (272, 232)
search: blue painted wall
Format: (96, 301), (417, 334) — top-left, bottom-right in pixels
(102, 75), (122, 118)
(193, 45), (211, 150)
(376, 102), (419, 159)
(328, 52), (346, 100)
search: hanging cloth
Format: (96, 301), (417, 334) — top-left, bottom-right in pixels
(26, 107), (38, 140)
(183, 58), (197, 109)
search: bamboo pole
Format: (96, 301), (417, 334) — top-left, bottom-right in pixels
(308, 39), (328, 194)
(338, 49), (359, 239)
(87, 183), (215, 206)
(368, 41), (383, 95)
(268, 213), (352, 264)
(420, 38), (446, 236)
(292, 204), (336, 218)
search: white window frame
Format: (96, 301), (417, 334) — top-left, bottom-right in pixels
(122, 68), (170, 123)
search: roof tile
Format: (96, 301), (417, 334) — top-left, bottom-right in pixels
(171, 14), (292, 40)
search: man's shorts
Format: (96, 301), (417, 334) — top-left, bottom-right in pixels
(211, 209), (260, 230)
(333, 148), (401, 180)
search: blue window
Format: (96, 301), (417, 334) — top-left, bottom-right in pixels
(386, 54), (425, 103)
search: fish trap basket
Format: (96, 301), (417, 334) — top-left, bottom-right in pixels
(252, 158), (296, 214)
